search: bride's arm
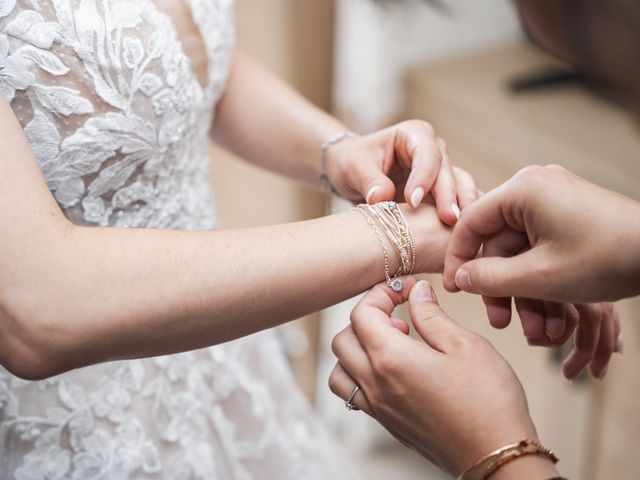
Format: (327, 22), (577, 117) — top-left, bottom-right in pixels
(0, 95), (450, 380)
(211, 49), (345, 188)
(211, 50), (471, 224)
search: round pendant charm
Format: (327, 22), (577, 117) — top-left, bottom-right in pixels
(390, 279), (404, 292)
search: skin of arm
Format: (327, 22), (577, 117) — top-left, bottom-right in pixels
(0, 93), (451, 381)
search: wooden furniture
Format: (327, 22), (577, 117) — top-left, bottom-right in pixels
(405, 44), (640, 480)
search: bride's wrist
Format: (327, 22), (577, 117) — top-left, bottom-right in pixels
(350, 207), (402, 284)
(319, 130), (358, 194)
(398, 203), (451, 274)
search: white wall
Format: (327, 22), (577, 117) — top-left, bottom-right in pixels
(334, 0), (523, 130)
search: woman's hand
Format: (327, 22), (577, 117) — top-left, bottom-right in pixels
(477, 223), (622, 381)
(324, 120), (478, 225)
(486, 295), (621, 380)
(441, 165), (633, 379)
(329, 278), (558, 478)
(444, 164), (640, 302)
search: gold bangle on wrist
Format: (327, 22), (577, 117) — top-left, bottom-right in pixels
(458, 439), (559, 480)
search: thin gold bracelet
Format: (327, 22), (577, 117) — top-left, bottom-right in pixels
(458, 439), (559, 480)
(319, 131), (359, 194)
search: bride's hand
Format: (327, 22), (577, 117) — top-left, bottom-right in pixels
(329, 278), (558, 478)
(324, 120), (478, 226)
(391, 202), (454, 274)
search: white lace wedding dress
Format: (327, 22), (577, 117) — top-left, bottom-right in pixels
(0, 1), (362, 478)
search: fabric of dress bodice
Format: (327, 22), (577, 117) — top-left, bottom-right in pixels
(0, 1), (361, 478)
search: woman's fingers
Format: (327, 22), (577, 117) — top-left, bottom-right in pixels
(430, 139), (458, 226)
(553, 303), (580, 346)
(543, 301), (566, 342)
(349, 277), (417, 355)
(453, 166), (479, 210)
(613, 306), (623, 353)
(345, 151), (396, 204)
(408, 280), (470, 353)
(562, 303), (603, 380)
(395, 123), (442, 209)
(588, 303), (617, 379)
(479, 228), (528, 329)
(390, 316), (410, 335)
(328, 362), (372, 414)
(483, 295), (513, 329)
(515, 298), (546, 341)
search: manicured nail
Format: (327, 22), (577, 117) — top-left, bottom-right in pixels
(366, 185), (381, 204)
(615, 333), (624, 353)
(454, 268), (472, 291)
(451, 203), (461, 220)
(415, 280), (434, 301)
(410, 187), (424, 208)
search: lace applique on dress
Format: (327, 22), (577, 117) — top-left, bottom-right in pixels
(1, 0), (233, 229)
(0, 1), (362, 478)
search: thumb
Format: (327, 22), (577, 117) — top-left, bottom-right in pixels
(351, 161), (396, 204)
(408, 280), (468, 353)
(454, 248), (556, 301)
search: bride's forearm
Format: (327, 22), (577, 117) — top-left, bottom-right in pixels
(2, 206), (449, 379)
(211, 49), (346, 187)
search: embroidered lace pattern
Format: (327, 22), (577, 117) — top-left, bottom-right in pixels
(0, 1), (361, 478)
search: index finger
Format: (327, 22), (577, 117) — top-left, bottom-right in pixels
(350, 277), (417, 354)
(443, 181), (523, 292)
(392, 123), (442, 207)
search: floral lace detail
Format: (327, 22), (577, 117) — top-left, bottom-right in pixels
(0, 0), (231, 228)
(1, 332), (358, 479)
(0, 1), (361, 479)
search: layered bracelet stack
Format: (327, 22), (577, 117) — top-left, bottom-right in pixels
(354, 201), (416, 292)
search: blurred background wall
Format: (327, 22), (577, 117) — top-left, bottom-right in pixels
(211, 1), (640, 479)
(333, 0), (522, 129)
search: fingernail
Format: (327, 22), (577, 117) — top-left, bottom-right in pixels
(616, 333), (624, 354)
(454, 268), (472, 292)
(415, 280), (434, 301)
(410, 187), (424, 208)
(366, 185), (381, 204)
(451, 203), (461, 220)
(546, 319), (565, 339)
